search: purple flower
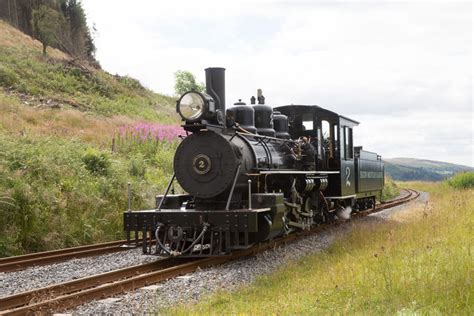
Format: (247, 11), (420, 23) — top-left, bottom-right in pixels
(117, 122), (183, 143)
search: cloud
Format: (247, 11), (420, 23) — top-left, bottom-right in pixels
(81, 0), (473, 166)
(355, 111), (473, 165)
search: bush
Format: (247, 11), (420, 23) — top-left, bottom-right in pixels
(117, 75), (146, 91)
(447, 171), (474, 189)
(129, 154), (146, 179)
(381, 176), (400, 201)
(0, 65), (19, 87)
(82, 148), (110, 176)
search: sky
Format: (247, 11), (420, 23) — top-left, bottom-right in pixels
(81, 0), (473, 167)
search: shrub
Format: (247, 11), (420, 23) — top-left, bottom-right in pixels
(117, 75), (146, 91)
(82, 148), (110, 176)
(0, 65), (19, 87)
(129, 154), (146, 179)
(446, 171), (474, 189)
(381, 176), (400, 201)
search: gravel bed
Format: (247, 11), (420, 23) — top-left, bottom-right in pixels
(0, 247), (159, 297)
(71, 193), (425, 315)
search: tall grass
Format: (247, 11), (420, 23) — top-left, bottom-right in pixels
(169, 182), (473, 314)
(0, 130), (180, 256)
(114, 123), (182, 187)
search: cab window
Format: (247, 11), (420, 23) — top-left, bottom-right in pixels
(302, 113), (313, 130)
(343, 127), (353, 159)
(321, 120), (332, 158)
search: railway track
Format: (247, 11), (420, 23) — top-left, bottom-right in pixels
(379, 188), (420, 209)
(0, 240), (137, 273)
(0, 189), (419, 315)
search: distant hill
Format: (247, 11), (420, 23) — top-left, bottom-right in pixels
(384, 158), (473, 181)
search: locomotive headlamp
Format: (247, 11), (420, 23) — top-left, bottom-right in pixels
(177, 91), (215, 122)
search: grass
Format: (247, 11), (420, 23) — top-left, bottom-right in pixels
(0, 132), (180, 256)
(0, 21), (183, 256)
(169, 182), (473, 314)
(0, 93), (133, 145)
(0, 20), (67, 59)
(0, 21), (177, 122)
(0, 44), (176, 121)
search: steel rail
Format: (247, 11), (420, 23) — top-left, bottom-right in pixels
(0, 231), (307, 315)
(380, 188), (415, 205)
(0, 189), (419, 315)
(378, 189), (419, 210)
(354, 189), (419, 218)
(0, 240), (137, 273)
(0, 258), (185, 312)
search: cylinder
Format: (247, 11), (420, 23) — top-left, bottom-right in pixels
(205, 67), (226, 116)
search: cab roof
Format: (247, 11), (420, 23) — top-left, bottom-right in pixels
(275, 104), (359, 125)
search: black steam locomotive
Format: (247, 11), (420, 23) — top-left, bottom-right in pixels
(124, 68), (384, 257)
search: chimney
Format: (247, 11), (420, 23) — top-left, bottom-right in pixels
(205, 67), (226, 115)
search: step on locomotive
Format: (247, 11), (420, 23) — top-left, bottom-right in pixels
(124, 67), (384, 257)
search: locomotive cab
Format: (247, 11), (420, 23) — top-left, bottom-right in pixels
(276, 105), (359, 208)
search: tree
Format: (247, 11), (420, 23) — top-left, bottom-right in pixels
(174, 70), (205, 95)
(59, 0), (96, 59)
(32, 5), (69, 55)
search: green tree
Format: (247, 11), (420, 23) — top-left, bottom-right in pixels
(59, 0), (96, 58)
(32, 5), (69, 55)
(174, 70), (205, 95)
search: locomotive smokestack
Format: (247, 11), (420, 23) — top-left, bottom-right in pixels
(205, 67), (226, 115)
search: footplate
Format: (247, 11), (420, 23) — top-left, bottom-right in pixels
(124, 208), (270, 257)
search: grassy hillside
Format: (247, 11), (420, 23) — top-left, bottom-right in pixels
(0, 21), (181, 256)
(0, 20), (176, 121)
(170, 181), (473, 314)
(385, 157), (473, 181)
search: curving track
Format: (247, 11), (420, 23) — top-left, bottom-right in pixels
(0, 189), (419, 315)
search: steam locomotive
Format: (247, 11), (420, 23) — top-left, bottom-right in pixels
(124, 67), (384, 257)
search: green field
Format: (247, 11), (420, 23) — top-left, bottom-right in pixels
(169, 180), (473, 314)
